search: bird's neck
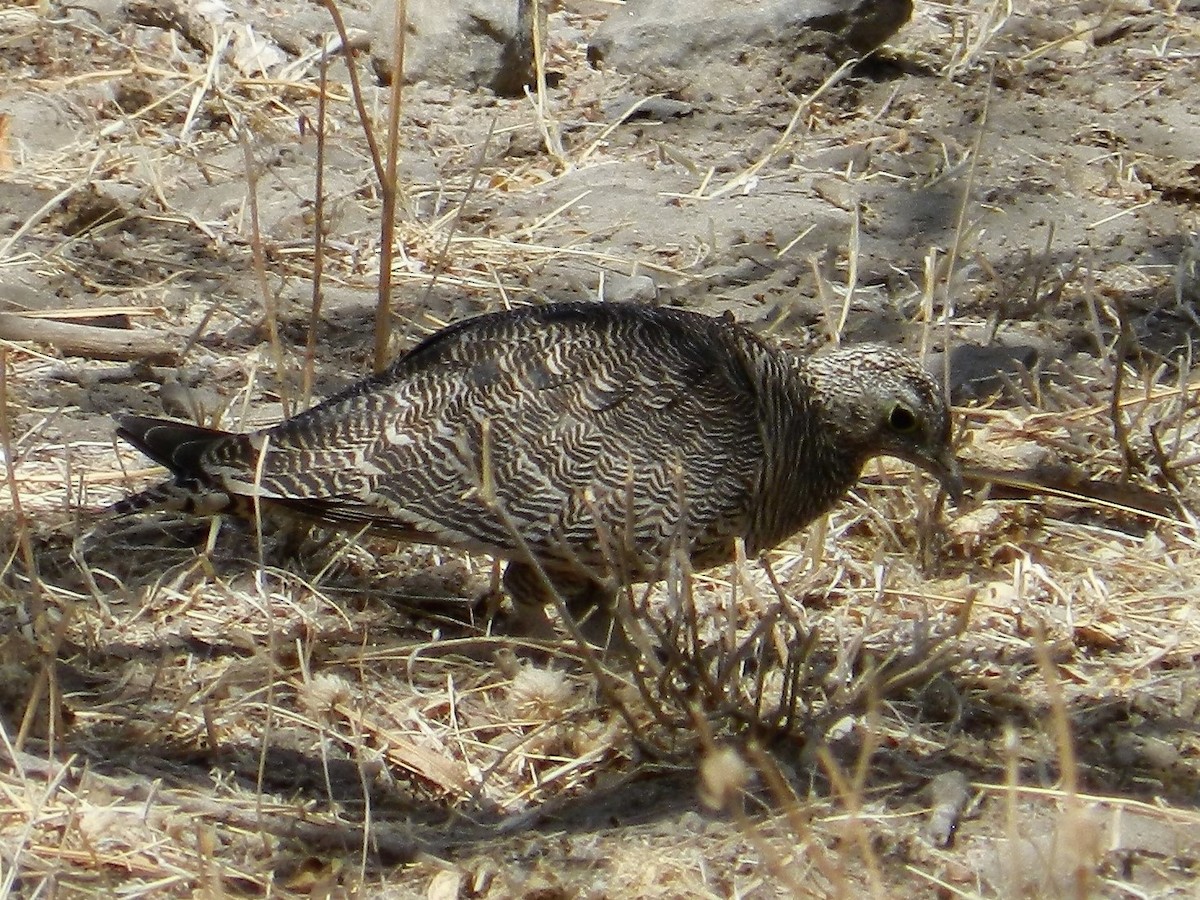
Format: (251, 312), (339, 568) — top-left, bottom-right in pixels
(748, 359), (862, 554)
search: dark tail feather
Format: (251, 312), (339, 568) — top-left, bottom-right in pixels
(114, 415), (232, 478)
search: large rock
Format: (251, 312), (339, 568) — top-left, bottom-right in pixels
(589, 0), (912, 98)
(370, 0), (542, 96)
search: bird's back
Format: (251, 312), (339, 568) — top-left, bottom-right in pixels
(120, 303), (779, 575)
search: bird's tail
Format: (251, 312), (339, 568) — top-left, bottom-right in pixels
(115, 415), (231, 476)
(112, 415), (237, 516)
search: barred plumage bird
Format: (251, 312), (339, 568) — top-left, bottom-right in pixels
(115, 302), (960, 637)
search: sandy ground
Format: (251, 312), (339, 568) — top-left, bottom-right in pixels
(1, 0), (1200, 896)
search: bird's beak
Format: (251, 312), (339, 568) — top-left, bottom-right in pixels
(926, 446), (964, 502)
(893, 445), (964, 502)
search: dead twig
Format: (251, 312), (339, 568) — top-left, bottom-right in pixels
(0, 314), (179, 364)
(374, 0), (408, 372)
(303, 39), (332, 407)
(1108, 294), (1146, 479)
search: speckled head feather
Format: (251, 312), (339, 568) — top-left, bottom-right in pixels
(801, 344), (960, 497)
(114, 301), (959, 627)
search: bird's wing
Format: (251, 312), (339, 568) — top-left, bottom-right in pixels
(198, 304), (770, 566)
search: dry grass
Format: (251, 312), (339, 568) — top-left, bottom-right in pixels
(3, 343), (1197, 896)
(1, 0), (1199, 896)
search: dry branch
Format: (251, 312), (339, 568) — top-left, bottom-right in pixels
(0, 314), (179, 365)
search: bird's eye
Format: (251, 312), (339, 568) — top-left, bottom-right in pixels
(888, 404), (918, 433)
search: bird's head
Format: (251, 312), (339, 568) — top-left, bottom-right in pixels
(801, 344), (962, 499)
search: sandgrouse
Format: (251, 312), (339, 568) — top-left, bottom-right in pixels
(115, 302), (961, 637)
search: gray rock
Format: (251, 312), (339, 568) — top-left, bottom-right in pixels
(602, 95), (696, 123)
(599, 272), (657, 304)
(928, 342), (1042, 402)
(588, 0), (912, 98)
(370, 0), (543, 96)
(59, 0), (127, 33)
